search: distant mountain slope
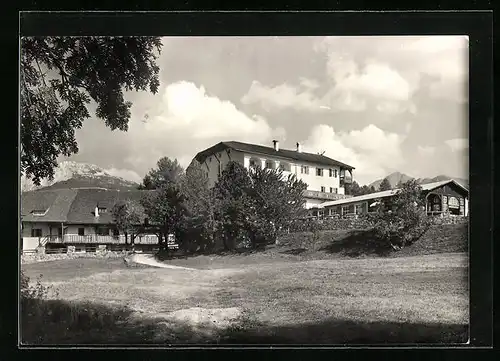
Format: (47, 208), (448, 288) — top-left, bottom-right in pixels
(368, 172), (469, 190)
(368, 172), (414, 191)
(21, 161), (140, 192)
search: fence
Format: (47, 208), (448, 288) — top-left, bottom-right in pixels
(39, 234), (162, 245)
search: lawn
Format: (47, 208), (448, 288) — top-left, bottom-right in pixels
(21, 251), (469, 345)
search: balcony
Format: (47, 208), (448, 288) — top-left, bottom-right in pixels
(41, 234), (161, 245)
(339, 176), (352, 186)
(303, 190), (353, 201)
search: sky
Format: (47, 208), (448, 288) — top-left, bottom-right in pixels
(62, 36), (469, 186)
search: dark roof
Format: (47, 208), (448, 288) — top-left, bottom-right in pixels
(318, 179), (469, 208)
(194, 141), (355, 170)
(21, 189), (78, 222)
(21, 188), (152, 225)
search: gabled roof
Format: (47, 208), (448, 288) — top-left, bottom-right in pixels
(194, 141), (355, 170)
(420, 179), (469, 193)
(21, 189), (78, 222)
(21, 188), (152, 225)
(317, 179), (469, 209)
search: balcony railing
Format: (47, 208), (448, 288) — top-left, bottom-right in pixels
(303, 190), (353, 201)
(42, 234), (161, 244)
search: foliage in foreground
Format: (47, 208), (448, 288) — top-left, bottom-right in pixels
(20, 36), (162, 185)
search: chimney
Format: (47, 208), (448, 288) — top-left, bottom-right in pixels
(95, 205), (99, 217)
(296, 142), (302, 153)
(272, 140), (279, 151)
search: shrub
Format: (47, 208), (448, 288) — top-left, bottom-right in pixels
(369, 180), (433, 250)
(20, 270), (54, 301)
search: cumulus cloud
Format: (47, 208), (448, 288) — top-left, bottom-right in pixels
(445, 138), (468, 152)
(104, 167), (143, 183)
(241, 81), (327, 112)
(301, 124), (405, 184)
(417, 145), (436, 157)
(241, 40), (419, 114)
(124, 81), (282, 171)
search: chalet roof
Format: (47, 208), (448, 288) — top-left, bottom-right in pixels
(317, 179), (469, 209)
(21, 188), (152, 225)
(194, 141), (355, 170)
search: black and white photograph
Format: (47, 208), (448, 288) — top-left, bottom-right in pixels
(20, 26), (473, 345)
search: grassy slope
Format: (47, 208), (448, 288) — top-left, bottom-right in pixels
(21, 252), (468, 344)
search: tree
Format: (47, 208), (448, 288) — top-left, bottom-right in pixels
(345, 180), (362, 196)
(371, 180), (431, 250)
(213, 161), (308, 250)
(111, 199), (145, 245)
(140, 184), (187, 252)
(178, 160), (217, 252)
(213, 162), (254, 251)
(248, 166), (307, 246)
(379, 177), (392, 191)
(346, 181), (376, 196)
(138, 157), (184, 190)
(20, 36), (162, 185)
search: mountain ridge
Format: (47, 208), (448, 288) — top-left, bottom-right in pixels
(21, 161), (140, 192)
(367, 172), (468, 191)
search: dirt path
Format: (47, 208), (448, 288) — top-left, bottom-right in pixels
(130, 254), (197, 270)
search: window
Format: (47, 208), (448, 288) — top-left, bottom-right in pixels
(330, 187), (333, 193)
(334, 169), (338, 178)
(31, 228), (42, 237)
(321, 186), (325, 192)
(249, 159), (261, 169)
(301, 165), (309, 174)
(98, 207), (107, 214)
(265, 160), (275, 169)
(316, 168), (324, 176)
(279, 162), (291, 172)
(332, 187), (338, 194)
(78, 227), (85, 236)
(355, 204), (363, 214)
(97, 227), (110, 236)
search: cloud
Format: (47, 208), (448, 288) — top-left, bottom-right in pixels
(417, 145), (436, 157)
(241, 40), (417, 114)
(299, 77), (320, 89)
(241, 81), (327, 112)
(301, 124), (405, 184)
(445, 138), (468, 152)
(403, 36), (469, 53)
(104, 167), (142, 183)
(124, 81), (282, 171)
(328, 57), (411, 101)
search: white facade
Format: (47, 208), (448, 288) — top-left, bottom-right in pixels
(22, 223), (103, 238)
(198, 147), (350, 208)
